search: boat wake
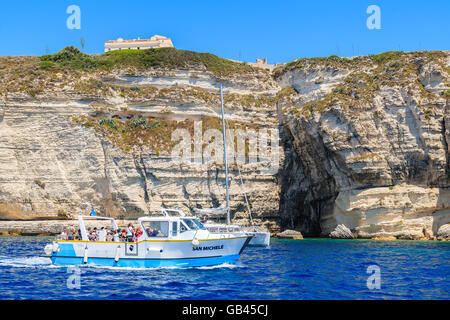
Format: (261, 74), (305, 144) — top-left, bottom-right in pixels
(0, 255), (54, 268)
(0, 255), (243, 271)
(195, 262), (242, 270)
(73, 262), (243, 271)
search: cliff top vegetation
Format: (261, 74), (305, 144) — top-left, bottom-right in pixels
(39, 46), (257, 76)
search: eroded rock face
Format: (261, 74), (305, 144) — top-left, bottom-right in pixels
(0, 50), (449, 238)
(0, 56), (282, 233)
(437, 224), (450, 239)
(332, 185), (450, 239)
(278, 51), (450, 238)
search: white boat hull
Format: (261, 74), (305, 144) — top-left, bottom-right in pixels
(247, 231), (271, 247)
(203, 223), (271, 247)
(48, 236), (251, 268)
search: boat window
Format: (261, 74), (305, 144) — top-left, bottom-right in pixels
(142, 221), (169, 238)
(181, 218), (206, 230)
(192, 219), (207, 230)
(172, 221), (178, 237)
(181, 218), (196, 230)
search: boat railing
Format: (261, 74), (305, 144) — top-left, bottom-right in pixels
(161, 208), (186, 217)
(77, 216), (119, 241)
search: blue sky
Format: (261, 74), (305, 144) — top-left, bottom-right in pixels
(0, 0), (448, 63)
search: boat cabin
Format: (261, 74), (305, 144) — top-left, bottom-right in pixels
(138, 208), (209, 241)
(76, 209), (211, 242)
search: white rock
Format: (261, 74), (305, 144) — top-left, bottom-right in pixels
(437, 224), (450, 239)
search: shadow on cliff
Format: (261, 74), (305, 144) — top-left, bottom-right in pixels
(0, 105), (4, 124)
(433, 99), (450, 234)
(432, 188), (450, 234)
(277, 120), (339, 237)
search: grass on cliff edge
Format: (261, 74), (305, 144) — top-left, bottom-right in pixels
(274, 50), (448, 77)
(39, 46), (256, 76)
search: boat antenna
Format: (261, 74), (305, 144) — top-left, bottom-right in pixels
(220, 84), (231, 225)
(223, 112), (254, 227)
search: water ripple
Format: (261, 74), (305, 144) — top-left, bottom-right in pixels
(0, 237), (448, 299)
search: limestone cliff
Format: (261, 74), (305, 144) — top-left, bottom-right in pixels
(276, 51), (450, 239)
(0, 47), (449, 238)
(0, 47), (281, 232)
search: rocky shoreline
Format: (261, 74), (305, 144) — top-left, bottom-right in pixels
(1, 220), (448, 241)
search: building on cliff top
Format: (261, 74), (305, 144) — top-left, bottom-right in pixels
(255, 57), (267, 65)
(104, 35), (174, 52)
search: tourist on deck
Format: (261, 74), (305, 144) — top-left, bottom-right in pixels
(87, 227), (96, 241)
(105, 230), (112, 242)
(126, 223), (134, 242)
(60, 228), (68, 240)
(98, 227), (107, 241)
(121, 229), (127, 241)
(93, 227), (99, 241)
(132, 226), (136, 241)
(135, 227), (143, 241)
(70, 228), (77, 240)
(113, 230), (120, 242)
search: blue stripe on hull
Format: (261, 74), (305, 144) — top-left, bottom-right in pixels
(51, 254), (240, 268)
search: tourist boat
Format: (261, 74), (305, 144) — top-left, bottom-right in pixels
(193, 85), (271, 247)
(43, 209), (252, 268)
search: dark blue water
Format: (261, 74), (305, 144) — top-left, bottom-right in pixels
(0, 237), (448, 300)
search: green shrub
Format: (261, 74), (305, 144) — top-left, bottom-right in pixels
(27, 88), (41, 97)
(34, 179), (45, 189)
(39, 60), (56, 70)
(99, 47), (254, 75)
(390, 61), (401, 69)
(99, 118), (116, 129)
(130, 117), (148, 128)
(129, 117), (161, 130)
(39, 46), (255, 76)
(40, 46), (110, 70)
(372, 51), (404, 65)
(41, 46), (86, 62)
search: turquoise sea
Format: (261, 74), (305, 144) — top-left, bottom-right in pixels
(0, 237), (448, 300)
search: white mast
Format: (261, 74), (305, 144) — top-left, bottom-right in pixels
(220, 85), (231, 225)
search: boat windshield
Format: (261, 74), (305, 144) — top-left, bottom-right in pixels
(182, 218), (206, 230)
